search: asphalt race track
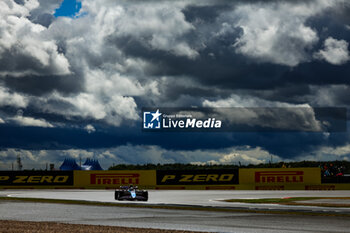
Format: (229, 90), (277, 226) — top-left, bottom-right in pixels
(1, 190), (350, 232)
(1, 201), (350, 233)
(2, 190), (350, 213)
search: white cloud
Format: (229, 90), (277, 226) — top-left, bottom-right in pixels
(322, 144), (350, 156)
(231, 2), (327, 67)
(0, 0), (71, 76)
(221, 148), (281, 165)
(0, 146), (173, 170)
(84, 124), (95, 133)
(296, 144), (350, 161)
(0, 117), (4, 124)
(202, 94), (323, 132)
(81, 0), (198, 59)
(1, 143), (349, 170)
(0, 86), (28, 108)
(0, 0), (347, 130)
(11, 115), (54, 128)
(0, 145), (280, 170)
(191, 146), (281, 165)
(45, 92), (139, 126)
(0, 148), (39, 170)
(309, 84), (348, 106)
(62, 149), (94, 160)
(28, 1), (184, 126)
(314, 37), (350, 65)
(61, 93), (107, 120)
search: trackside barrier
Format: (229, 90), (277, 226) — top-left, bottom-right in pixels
(1, 168), (350, 190)
(151, 184), (350, 190)
(239, 168), (321, 188)
(73, 170), (156, 189)
(156, 169), (239, 186)
(0, 171), (74, 189)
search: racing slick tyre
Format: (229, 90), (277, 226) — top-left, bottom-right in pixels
(144, 191), (148, 201)
(114, 191), (120, 200)
(139, 191), (148, 201)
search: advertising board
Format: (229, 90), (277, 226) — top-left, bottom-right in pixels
(156, 169), (239, 185)
(0, 171), (73, 186)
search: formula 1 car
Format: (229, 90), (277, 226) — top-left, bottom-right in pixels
(114, 185), (148, 201)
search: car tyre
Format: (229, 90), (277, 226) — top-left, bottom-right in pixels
(115, 191), (120, 200)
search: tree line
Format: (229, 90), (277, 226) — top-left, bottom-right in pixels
(109, 160), (350, 173)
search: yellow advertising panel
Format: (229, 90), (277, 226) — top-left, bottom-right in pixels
(239, 168), (321, 189)
(74, 170), (156, 188)
(2, 168), (350, 190)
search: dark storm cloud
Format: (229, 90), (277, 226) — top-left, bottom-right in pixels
(0, 49), (68, 77)
(115, 30), (345, 107)
(283, 62), (350, 86)
(182, 4), (233, 23)
(0, 0), (350, 163)
(247, 85), (312, 104)
(108, 1), (348, 102)
(98, 0), (350, 160)
(1, 123), (348, 160)
(3, 73), (84, 96)
(111, 33), (293, 92)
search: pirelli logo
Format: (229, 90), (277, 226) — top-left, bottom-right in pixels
(157, 169), (239, 185)
(255, 171), (304, 183)
(90, 173), (140, 185)
(0, 171), (73, 186)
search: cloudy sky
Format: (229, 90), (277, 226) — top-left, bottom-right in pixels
(0, 0), (350, 170)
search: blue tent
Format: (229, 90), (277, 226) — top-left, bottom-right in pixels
(59, 158), (103, 170)
(81, 158), (103, 170)
(59, 158), (81, 170)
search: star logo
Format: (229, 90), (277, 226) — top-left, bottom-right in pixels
(143, 109), (162, 129)
(150, 109), (161, 122)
